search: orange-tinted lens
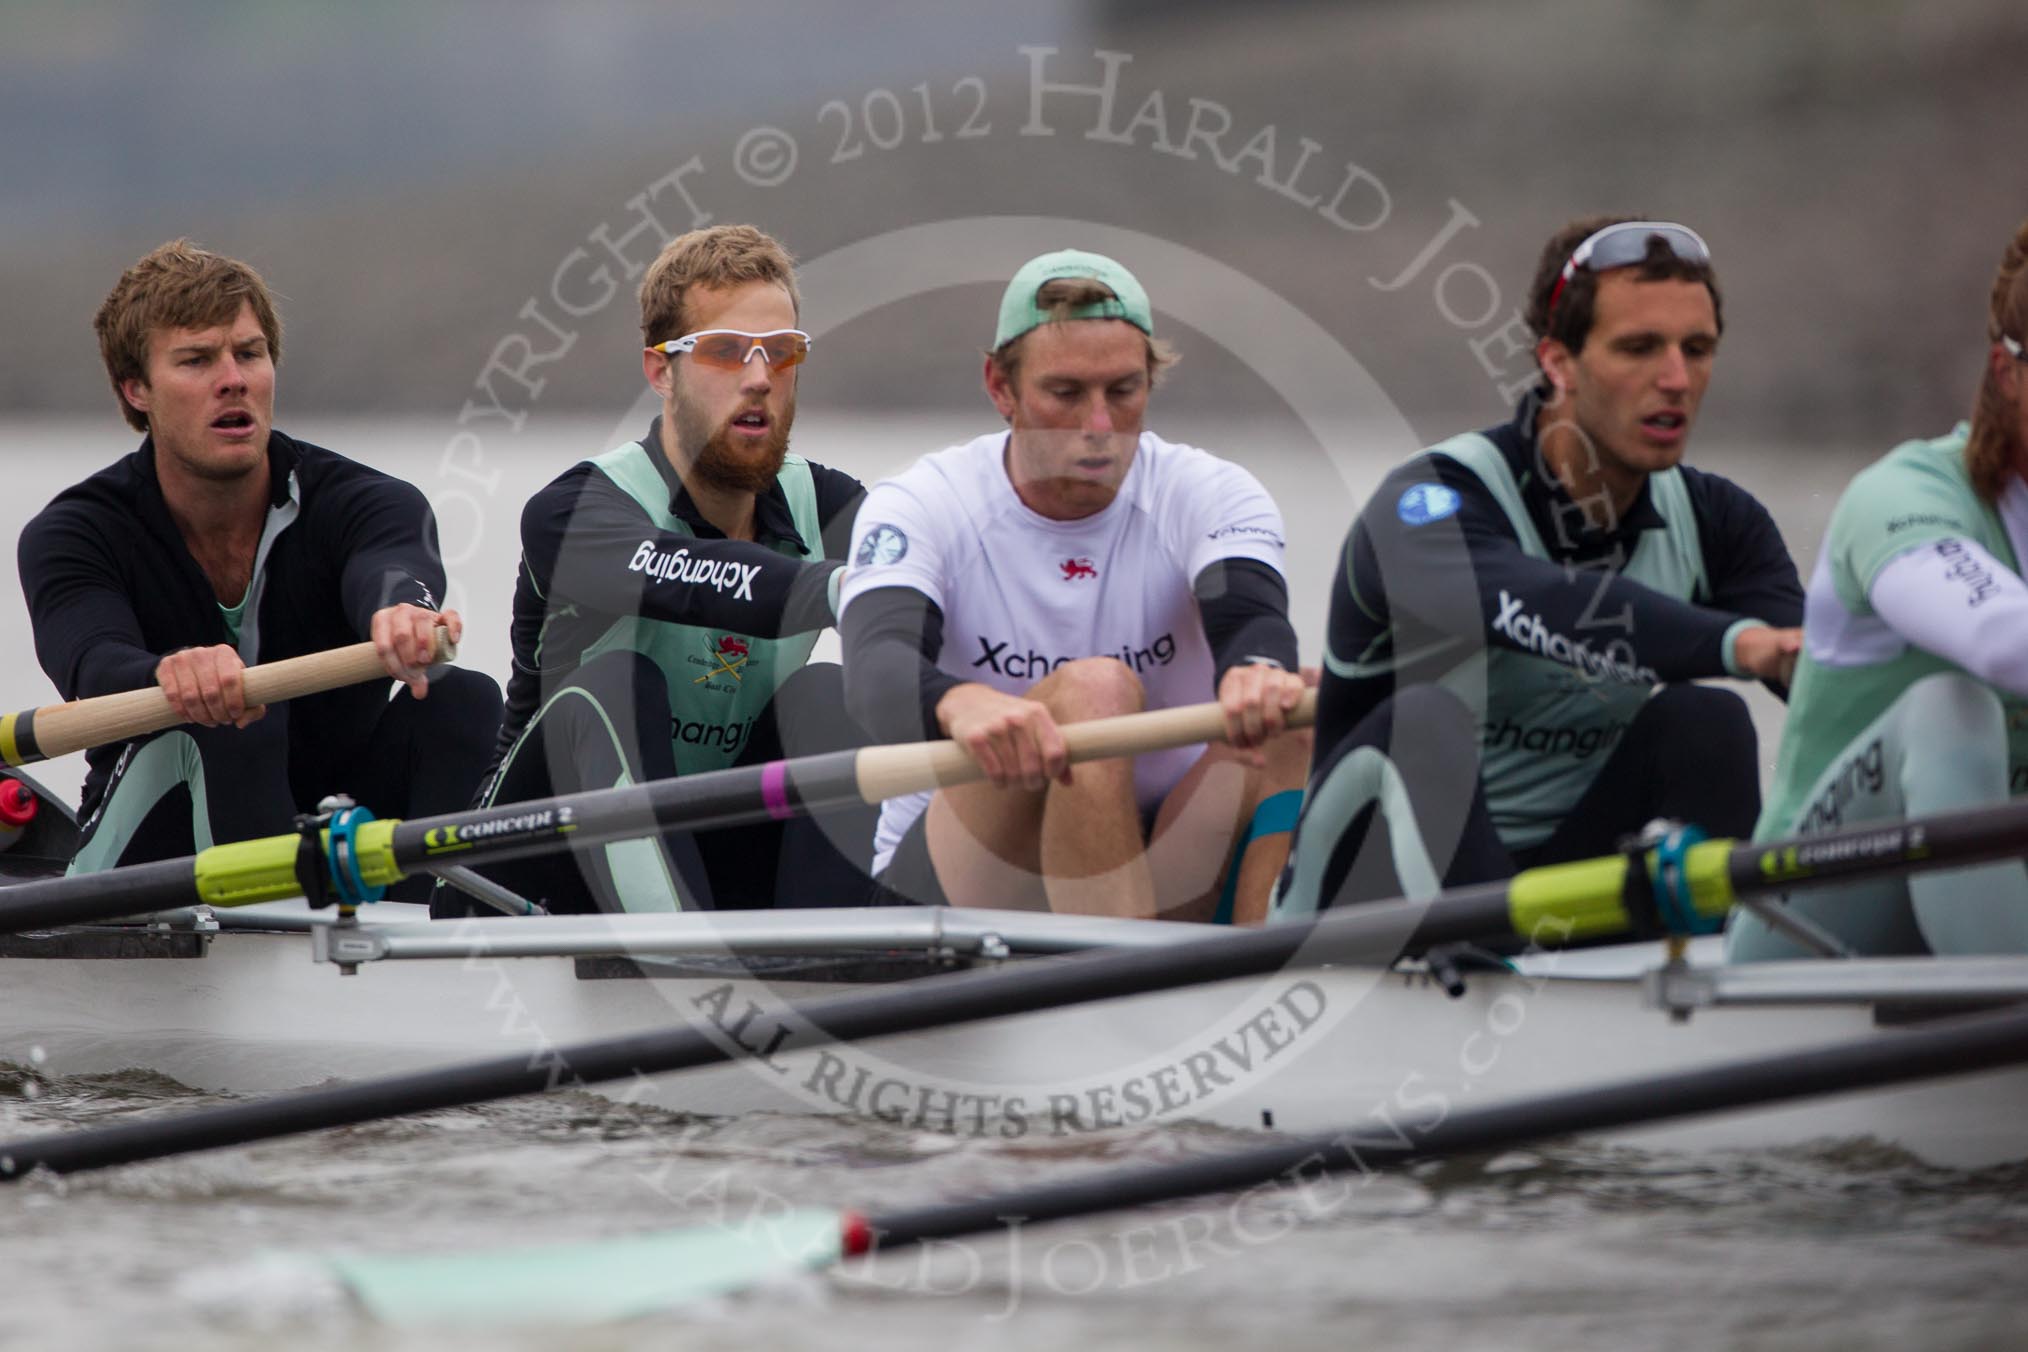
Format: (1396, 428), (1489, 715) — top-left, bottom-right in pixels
(759, 333), (809, 369)
(686, 332), (809, 371)
(687, 334), (750, 369)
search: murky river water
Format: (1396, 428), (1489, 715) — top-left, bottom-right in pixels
(5, 1063), (2028, 1350)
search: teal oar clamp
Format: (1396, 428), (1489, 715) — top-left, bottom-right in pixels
(1619, 818), (1720, 939)
(294, 795), (386, 911)
(296, 795), (387, 978)
(1652, 823), (1713, 935)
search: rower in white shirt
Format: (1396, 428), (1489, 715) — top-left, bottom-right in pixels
(840, 249), (1309, 923)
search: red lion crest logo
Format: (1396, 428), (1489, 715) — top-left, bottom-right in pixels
(1060, 558), (1098, 582)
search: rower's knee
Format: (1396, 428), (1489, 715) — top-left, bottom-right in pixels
(1901, 671), (2007, 745)
(1262, 719), (1312, 782)
(1641, 683), (1753, 772)
(1323, 683), (1477, 773)
(1899, 672), (2010, 808)
(1644, 681), (1750, 728)
(1385, 684), (1477, 740)
(1032, 657), (1145, 720)
(419, 667), (505, 754)
(771, 661), (871, 757)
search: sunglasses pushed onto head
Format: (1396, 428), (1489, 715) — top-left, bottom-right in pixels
(650, 328), (812, 372)
(1546, 221), (1711, 322)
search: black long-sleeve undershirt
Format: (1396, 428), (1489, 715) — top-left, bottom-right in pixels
(841, 558), (1299, 744)
(517, 463), (845, 639)
(1317, 411), (1803, 759)
(19, 431), (450, 815)
(492, 429), (863, 772)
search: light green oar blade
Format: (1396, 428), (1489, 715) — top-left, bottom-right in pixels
(330, 1002), (2028, 1325)
(321, 1208), (845, 1324)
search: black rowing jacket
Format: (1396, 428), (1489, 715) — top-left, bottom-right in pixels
(19, 431), (446, 816)
(486, 416), (862, 779)
(1322, 390), (1804, 847)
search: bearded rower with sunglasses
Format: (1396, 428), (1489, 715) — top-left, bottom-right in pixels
(1728, 220), (2028, 959)
(457, 225), (872, 915)
(1274, 217), (1804, 919)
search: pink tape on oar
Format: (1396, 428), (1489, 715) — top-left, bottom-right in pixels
(759, 761), (795, 821)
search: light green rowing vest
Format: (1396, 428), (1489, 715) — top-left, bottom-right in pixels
(571, 441), (823, 776)
(1757, 426), (2028, 838)
(1429, 434), (1707, 849)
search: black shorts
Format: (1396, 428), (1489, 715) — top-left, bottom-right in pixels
(874, 807), (948, 907)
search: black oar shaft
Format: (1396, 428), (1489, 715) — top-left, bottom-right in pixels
(0, 750), (872, 936)
(2, 701), (2024, 938)
(0, 859), (198, 931)
(0, 700), (1243, 936)
(383, 750), (865, 873)
(0, 698), (1240, 933)
(0, 886), (1511, 1179)
(8, 793), (2028, 1176)
(1731, 799), (2028, 898)
(4, 727), (2028, 1178)
(865, 1003), (2028, 1251)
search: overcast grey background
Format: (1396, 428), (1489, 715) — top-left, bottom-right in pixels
(2, 0), (2024, 449)
(5, 0), (2003, 808)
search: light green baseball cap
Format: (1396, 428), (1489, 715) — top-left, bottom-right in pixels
(993, 248), (1154, 349)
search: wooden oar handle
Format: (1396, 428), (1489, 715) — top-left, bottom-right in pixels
(237, 629), (456, 708)
(852, 688), (1317, 805)
(2, 629), (457, 767)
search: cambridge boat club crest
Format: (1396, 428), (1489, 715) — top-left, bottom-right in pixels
(690, 633), (751, 688)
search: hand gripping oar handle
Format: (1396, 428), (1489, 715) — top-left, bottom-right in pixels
(0, 686), (1314, 932)
(852, 691), (1313, 802)
(0, 629), (457, 768)
(8, 683), (2028, 941)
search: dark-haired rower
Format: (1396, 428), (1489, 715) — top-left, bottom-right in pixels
(1275, 218), (1803, 919)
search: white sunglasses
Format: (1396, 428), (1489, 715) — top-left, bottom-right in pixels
(1547, 221), (1711, 320)
(648, 328), (812, 371)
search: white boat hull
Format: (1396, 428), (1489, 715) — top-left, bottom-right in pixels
(5, 912), (2025, 1169)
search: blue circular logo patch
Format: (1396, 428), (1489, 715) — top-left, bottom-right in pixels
(855, 523), (909, 566)
(1396, 482), (1461, 527)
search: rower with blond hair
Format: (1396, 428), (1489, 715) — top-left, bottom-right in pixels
(466, 224), (872, 915)
(840, 248), (1310, 924)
